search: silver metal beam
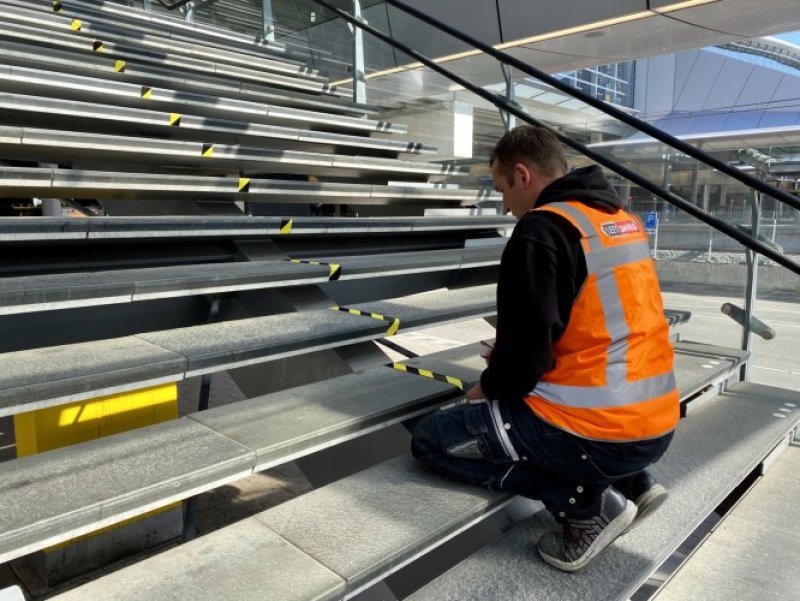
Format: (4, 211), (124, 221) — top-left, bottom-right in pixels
(351, 0), (366, 104)
(261, 0), (276, 44)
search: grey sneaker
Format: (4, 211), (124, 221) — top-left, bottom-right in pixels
(537, 487), (637, 572)
(615, 470), (668, 533)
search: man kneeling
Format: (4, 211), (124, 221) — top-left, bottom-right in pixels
(411, 126), (678, 572)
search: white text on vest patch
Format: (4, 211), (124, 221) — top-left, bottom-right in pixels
(602, 220), (640, 236)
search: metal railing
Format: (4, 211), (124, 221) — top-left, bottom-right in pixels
(306, 0), (800, 277)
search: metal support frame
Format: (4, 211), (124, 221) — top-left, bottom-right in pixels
(183, 296), (222, 541)
(740, 192), (761, 382)
(261, 0), (276, 44)
(689, 161), (699, 206)
(349, 0), (367, 104)
(499, 64), (515, 132)
(181, 1), (194, 22)
(661, 155), (672, 217)
(142, 0), (152, 11)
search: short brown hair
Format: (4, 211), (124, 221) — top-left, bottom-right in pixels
(490, 125), (568, 182)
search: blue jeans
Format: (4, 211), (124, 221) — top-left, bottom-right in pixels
(410, 399), (672, 520)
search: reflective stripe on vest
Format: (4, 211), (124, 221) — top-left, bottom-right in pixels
(527, 201), (678, 440)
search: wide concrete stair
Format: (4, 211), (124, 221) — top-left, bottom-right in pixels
(0, 0), (491, 216)
(0, 1), (797, 600)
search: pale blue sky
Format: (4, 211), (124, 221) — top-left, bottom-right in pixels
(774, 31), (800, 45)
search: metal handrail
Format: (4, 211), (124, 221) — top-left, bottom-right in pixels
(308, 0), (800, 276)
(378, 0), (800, 215)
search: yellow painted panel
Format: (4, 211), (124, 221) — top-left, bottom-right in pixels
(14, 383), (178, 457)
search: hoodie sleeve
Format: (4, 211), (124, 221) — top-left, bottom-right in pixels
(479, 213), (585, 401)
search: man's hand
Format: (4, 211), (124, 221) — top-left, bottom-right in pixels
(479, 340), (494, 365)
(465, 383), (485, 401)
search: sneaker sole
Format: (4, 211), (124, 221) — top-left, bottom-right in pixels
(623, 484), (668, 534)
(538, 500), (637, 572)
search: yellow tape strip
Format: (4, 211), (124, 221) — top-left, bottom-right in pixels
(53, 1), (63, 13)
(390, 363), (465, 391)
(115, 59), (126, 73)
(288, 259), (341, 281)
(332, 306), (400, 336)
(238, 177), (250, 193)
(169, 113), (182, 127)
(202, 143), (214, 157)
(279, 218), (293, 234)
(92, 40), (104, 52)
(71, 19), (81, 30)
(141, 86), (152, 99)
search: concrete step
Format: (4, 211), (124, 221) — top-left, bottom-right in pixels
(0, 167), (486, 204)
(656, 443), (800, 601)
(0, 3), (324, 81)
(0, 21), (341, 97)
(0, 126), (467, 180)
(0, 93), (434, 156)
(0, 215), (513, 242)
(48, 381), (800, 601)
(0, 245), (505, 315)
(0, 0), (295, 62)
(0, 285), (497, 418)
(0, 64), (401, 132)
(0, 364), (463, 567)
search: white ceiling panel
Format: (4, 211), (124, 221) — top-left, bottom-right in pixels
(670, 0), (800, 38)
(497, 0), (648, 42)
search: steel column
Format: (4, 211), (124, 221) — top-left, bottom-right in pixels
(261, 0), (276, 43)
(351, 0), (367, 104)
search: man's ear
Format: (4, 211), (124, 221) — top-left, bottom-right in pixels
(513, 162), (531, 189)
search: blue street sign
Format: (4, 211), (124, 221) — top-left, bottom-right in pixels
(644, 211), (658, 233)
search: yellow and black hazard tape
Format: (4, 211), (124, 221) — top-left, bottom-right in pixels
(71, 19), (81, 30)
(237, 177), (250, 192)
(141, 86), (152, 99)
(201, 143), (214, 157)
(332, 306), (399, 336)
(279, 218), (293, 234)
(290, 259), (341, 281)
(92, 40), (104, 52)
(170, 113), (182, 127)
(391, 363), (465, 391)
(115, 60), (126, 73)
(53, 1), (63, 13)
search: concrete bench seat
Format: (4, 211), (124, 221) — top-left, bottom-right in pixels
(0, 167), (488, 204)
(0, 65), (406, 134)
(0, 364), (464, 567)
(49, 380), (800, 601)
(0, 21), (340, 97)
(0, 126), (458, 180)
(9, 0), (297, 61)
(0, 4), (325, 81)
(0, 336), (754, 579)
(0, 214), (513, 242)
(0, 285), (497, 417)
(0, 245), (505, 315)
(0, 94), (434, 157)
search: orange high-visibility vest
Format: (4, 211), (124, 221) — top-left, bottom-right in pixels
(523, 201), (679, 442)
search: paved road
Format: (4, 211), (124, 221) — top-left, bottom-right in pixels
(663, 291), (800, 392)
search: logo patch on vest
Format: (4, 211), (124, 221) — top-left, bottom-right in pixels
(602, 220), (641, 237)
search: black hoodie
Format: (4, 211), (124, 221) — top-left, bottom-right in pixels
(479, 165), (622, 401)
